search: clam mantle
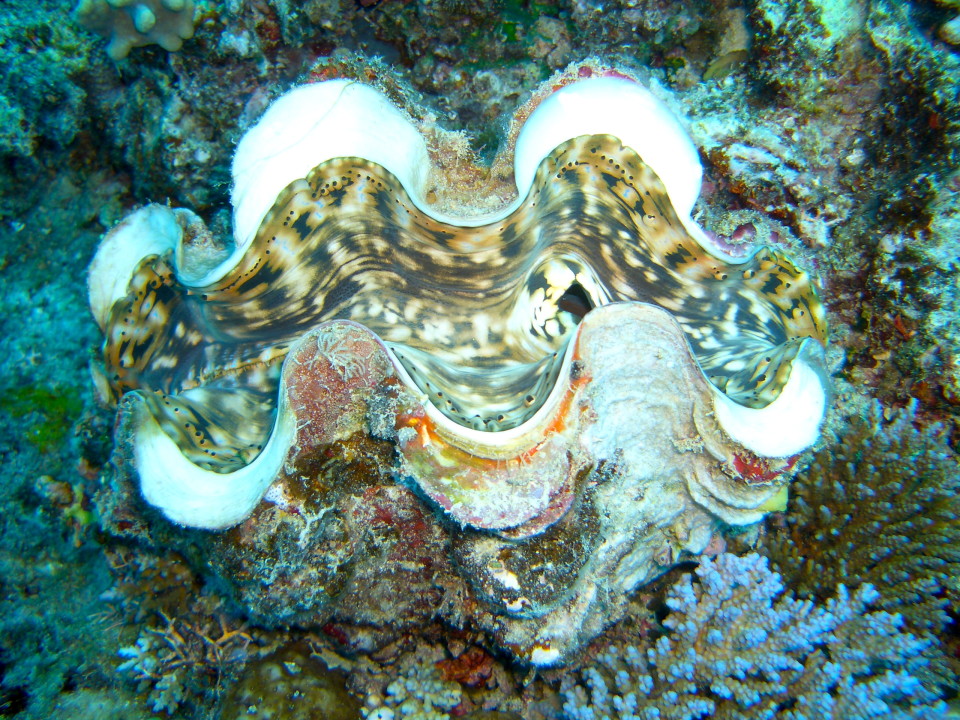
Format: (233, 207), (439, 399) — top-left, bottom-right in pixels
(89, 71), (828, 664)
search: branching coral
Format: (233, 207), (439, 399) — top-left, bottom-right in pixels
(105, 549), (258, 714)
(764, 401), (960, 686)
(118, 611), (253, 714)
(562, 553), (944, 720)
(362, 663), (463, 720)
(74, 0), (195, 60)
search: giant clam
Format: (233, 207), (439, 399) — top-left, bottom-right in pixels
(89, 70), (828, 663)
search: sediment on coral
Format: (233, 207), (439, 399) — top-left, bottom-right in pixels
(763, 400), (960, 691)
(562, 553), (945, 720)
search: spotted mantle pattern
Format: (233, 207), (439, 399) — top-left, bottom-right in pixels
(100, 134), (826, 471)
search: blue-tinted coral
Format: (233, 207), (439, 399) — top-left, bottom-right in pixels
(764, 400), (960, 688)
(562, 553), (944, 720)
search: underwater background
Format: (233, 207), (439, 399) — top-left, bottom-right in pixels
(0, 0), (959, 718)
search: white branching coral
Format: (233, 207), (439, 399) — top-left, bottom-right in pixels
(74, 0), (196, 60)
(563, 553), (945, 720)
(362, 663), (462, 720)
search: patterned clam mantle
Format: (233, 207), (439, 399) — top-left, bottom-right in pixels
(89, 73), (828, 664)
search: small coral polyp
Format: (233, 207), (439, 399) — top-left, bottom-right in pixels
(89, 69), (829, 663)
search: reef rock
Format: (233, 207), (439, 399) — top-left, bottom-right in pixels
(89, 66), (829, 664)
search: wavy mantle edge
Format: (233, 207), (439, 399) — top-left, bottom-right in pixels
(90, 76), (731, 322)
(115, 303), (825, 530)
(88, 76), (829, 530)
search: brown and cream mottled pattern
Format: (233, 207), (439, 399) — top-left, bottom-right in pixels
(101, 134), (826, 471)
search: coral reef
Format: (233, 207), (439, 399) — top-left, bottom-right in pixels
(764, 401), (960, 689)
(0, 148), (121, 720)
(750, 0), (867, 110)
(74, 0), (197, 60)
(1, 0), (958, 715)
(562, 553), (945, 720)
(852, 165), (960, 409)
(116, 612), (252, 713)
(105, 549), (259, 714)
(845, 0), (960, 409)
(0, 1), (91, 162)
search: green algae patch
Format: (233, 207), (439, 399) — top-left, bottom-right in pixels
(1, 384), (82, 452)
